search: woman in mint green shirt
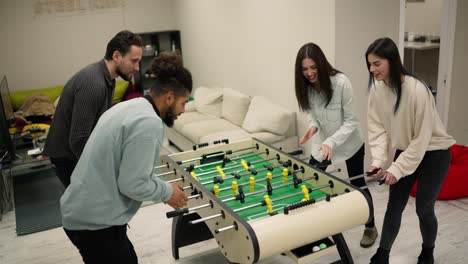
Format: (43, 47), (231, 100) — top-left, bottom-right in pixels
(294, 42), (378, 248)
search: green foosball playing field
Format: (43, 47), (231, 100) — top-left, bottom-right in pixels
(191, 152), (327, 221)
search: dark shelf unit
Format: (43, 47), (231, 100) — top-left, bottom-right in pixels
(135, 30), (182, 93)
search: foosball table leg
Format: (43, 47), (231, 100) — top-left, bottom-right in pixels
(331, 233), (354, 264)
(171, 213), (214, 259)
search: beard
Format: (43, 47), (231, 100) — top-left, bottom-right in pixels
(163, 105), (177, 127)
(116, 66), (130, 81)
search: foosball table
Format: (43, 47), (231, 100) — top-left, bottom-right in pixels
(156, 138), (374, 263)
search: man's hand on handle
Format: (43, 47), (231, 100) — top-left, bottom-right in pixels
(165, 183), (188, 209)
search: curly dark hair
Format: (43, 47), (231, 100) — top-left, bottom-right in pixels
(150, 51), (193, 96)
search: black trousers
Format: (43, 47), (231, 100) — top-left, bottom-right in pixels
(64, 225), (138, 264)
(345, 145), (375, 228)
(379, 148), (451, 250)
(50, 157), (76, 188)
(312, 144), (375, 228)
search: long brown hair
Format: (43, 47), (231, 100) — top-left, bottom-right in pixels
(294, 43), (340, 111)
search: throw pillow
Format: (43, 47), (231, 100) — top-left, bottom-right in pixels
(222, 88), (251, 126)
(194, 86), (223, 117)
(242, 96), (294, 136)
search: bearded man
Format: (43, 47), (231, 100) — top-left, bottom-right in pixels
(44, 30), (143, 187)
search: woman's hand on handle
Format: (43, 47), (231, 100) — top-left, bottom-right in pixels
(366, 167), (397, 185)
(299, 127), (318, 145)
(367, 166), (384, 179)
(381, 171), (397, 185)
(319, 144), (332, 161)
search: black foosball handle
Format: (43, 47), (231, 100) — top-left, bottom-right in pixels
(283, 198), (316, 215)
(166, 208), (189, 218)
(288, 149), (304, 156)
(366, 168), (385, 185)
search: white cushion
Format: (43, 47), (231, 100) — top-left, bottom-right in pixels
(242, 96), (294, 135)
(221, 88), (251, 126)
(180, 119), (241, 144)
(194, 86), (223, 117)
(250, 132), (285, 143)
(173, 111), (217, 131)
(199, 129), (251, 144)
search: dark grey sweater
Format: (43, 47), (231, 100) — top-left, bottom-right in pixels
(44, 60), (115, 161)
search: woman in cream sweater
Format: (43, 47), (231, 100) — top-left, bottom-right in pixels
(366, 37), (455, 264)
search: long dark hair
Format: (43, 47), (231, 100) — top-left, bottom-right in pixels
(365, 37), (427, 113)
(294, 43), (340, 111)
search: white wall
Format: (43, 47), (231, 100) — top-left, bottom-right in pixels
(448, 0), (468, 145)
(335, 0), (401, 169)
(174, 0), (335, 109)
(0, 0), (176, 91)
(405, 0), (443, 35)
(174, 0), (335, 155)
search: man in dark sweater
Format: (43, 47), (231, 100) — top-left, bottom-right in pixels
(44, 30), (143, 187)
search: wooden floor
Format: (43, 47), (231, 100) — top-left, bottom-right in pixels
(1, 162), (468, 263)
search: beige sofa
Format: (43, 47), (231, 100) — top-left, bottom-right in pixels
(165, 87), (298, 151)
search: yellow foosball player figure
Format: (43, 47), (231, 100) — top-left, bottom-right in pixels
(163, 138), (374, 263)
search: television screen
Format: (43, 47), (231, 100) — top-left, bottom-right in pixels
(0, 76), (15, 164)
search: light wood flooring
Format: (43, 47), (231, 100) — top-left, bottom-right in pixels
(1, 158), (468, 263)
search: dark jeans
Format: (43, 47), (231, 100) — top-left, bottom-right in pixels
(50, 157), (77, 188)
(311, 144), (375, 228)
(64, 225), (138, 264)
(345, 145), (375, 228)
(379, 148), (451, 250)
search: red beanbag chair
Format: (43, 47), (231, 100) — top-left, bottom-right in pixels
(411, 144), (468, 200)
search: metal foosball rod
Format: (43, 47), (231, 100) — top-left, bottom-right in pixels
(221, 173), (315, 203)
(166, 173), (317, 219)
(184, 149), (271, 171)
(216, 166), (300, 192)
(200, 160), (292, 186)
(154, 164), (168, 170)
(154, 170), (176, 177)
(195, 156), (279, 179)
(176, 146), (259, 166)
(183, 148), (302, 174)
(341, 168), (385, 185)
(213, 192), (342, 234)
(189, 185), (316, 225)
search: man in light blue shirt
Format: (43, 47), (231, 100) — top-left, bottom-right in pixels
(60, 53), (192, 263)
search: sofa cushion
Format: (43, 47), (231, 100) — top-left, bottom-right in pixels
(10, 85), (64, 111)
(242, 96), (294, 135)
(173, 111), (217, 132)
(180, 119), (240, 144)
(112, 81), (129, 105)
(199, 129), (251, 144)
(222, 88), (251, 126)
(251, 132), (285, 144)
(194, 86), (223, 117)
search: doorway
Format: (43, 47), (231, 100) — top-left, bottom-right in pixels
(399, 0), (457, 126)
